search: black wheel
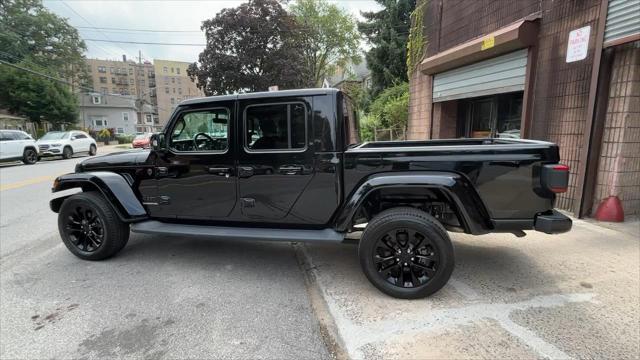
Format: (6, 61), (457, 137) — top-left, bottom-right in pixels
(62, 146), (73, 159)
(58, 192), (129, 260)
(89, 144), (97, 156)
(359, 207), (454, 299)
(22, 148), (38, 164)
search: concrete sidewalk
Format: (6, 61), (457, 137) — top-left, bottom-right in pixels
(301, 219), (640, 359)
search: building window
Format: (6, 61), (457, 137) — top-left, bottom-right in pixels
(116, 127), (125, 134)
(176, 67), (180, 74)
(94, 118), (107, 127)
(98, 66), (106, 73)
(111, 77), (116, 84)
(170, 98), (175, 105)
(99, 77), (107, 84)
(163, 66), (168, 73)
(92, 95), (101, 104)
(139, 80), (145, 86)
(129, 79), (134, 85)
(129, 68), (133, 75)
(178, 88), (182, 95)
(164, 76), (169, 85)
(171, 67), (174, 73)
(171, 78), (175, 84)
(458, 93), (523, 138)
(110, 67), (114, 74)
(172, 88), (175, 94)
(165, 87), (169, 94)
(177, 77), (181, 85)
(123, 112), (129, 122)
(145, 114), (152, 124)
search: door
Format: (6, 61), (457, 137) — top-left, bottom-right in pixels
(72, 132), (90, 152)
(0, 131), (20, 159)
(152, 104), (236, 220)
(237, 98), (314, 221)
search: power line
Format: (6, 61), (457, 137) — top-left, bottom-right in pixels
(84, 38), (206, 46)
(75, 26), (202, 33)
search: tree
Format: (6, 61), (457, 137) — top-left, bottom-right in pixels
(364, 82), (409, 140)
(358, 0), (415, 96)
(289, 0), (361, 87)
(0, 0), (89, 87)
(188, 0), (306, 95)
(0, 62), (78, 126)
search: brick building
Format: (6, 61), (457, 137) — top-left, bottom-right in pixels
(408, 0), (639, 218)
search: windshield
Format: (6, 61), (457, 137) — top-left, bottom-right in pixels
(40, 132), (69, 140)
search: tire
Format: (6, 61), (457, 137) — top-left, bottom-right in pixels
(89, 144), (97, 156)
(359, 207), (454, 299)
(22, 148), (38, 164)
(62, 146), (73, 159)
(58, 192), (130, 260)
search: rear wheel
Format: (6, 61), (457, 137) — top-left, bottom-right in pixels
(359, 207), (454, 299)
(22, 148), (38, 164)
(89, 144), (97, 156)
(62, 146), (73, 159)
(58, 192), (129, 260)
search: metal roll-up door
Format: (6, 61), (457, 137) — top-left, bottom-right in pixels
(604, 0), (640, 45)
(432, 49), (528, 103)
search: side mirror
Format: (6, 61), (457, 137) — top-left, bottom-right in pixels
(151, 133), (166, 151)
(70, 136), (76, 141)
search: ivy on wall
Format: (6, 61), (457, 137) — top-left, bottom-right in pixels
(406, 0), (428, 77)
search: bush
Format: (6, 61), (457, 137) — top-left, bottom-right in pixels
(116, 135), (135, 144)
(369, 82), (409, 130)
(97, 128), (111, 141)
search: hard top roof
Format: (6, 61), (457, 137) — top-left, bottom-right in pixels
(180, 88), (339, 106)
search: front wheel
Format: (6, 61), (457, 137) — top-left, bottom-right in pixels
(359, 207), (454, 299)
(58, 192), (130, 260)
(62, 146), (73, 159)
(22, 148), (38, 164)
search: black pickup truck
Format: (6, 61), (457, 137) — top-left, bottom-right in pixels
(50, 88), (571, 299)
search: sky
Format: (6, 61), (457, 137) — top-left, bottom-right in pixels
(43, 0), (382, 64)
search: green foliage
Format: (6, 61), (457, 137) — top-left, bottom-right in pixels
(116, 135), (135, 144)
(0, 0), (89, 86)
(358, 0), (415, 96)
(289, 0), (361, 87)
(188, 0), (307, 95)
(368, 82), (409, 131)
(97, 128), (111, 141)
(0, 62), (78, 125)
(407, 0), (427, 77)
(359, 112), (376, 142)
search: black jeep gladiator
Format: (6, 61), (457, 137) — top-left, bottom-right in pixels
(50, 88), (571, 299)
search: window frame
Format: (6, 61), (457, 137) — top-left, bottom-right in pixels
(243, 101), (308, 154)
(167, 106), (232, 155)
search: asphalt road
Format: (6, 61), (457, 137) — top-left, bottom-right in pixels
(0, 149), (329, 359)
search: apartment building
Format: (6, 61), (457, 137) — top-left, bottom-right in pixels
(408, 0), (639, 219)
(153, 59), (204, 126)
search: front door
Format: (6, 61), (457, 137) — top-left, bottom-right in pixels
(152, 104), (236, 220)
(237, 98), (314, 221)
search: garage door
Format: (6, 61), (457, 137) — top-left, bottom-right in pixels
(433, 49), (528, 102)
(604, 0), (640, 45)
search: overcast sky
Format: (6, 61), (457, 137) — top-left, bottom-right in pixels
(43, 0), (381, 63)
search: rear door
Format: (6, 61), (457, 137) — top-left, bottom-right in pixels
(0, 131), (20, 159)
(72, 132), (91, 152)
(237, 97), (314, 221)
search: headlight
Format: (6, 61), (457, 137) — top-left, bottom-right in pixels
(51, 143), (62, 147)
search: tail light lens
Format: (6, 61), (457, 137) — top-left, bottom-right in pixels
(541, 164), (569, 193)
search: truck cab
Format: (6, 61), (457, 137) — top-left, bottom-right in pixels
(50, 88), (571, 299)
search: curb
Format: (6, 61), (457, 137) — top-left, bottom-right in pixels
(293, 243), (349, 360)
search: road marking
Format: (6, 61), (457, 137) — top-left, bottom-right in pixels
(0, 175), (57, 191)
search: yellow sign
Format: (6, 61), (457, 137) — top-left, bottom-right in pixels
(481, 36), (495, 51)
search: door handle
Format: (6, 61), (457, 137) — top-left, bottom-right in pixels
(238, 166), (254, 178)
(208, 167), (231, 177)
(279, 165), (303, 175)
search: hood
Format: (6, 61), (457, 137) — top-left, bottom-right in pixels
(77, 149), (151, 171)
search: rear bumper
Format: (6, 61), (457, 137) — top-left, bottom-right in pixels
(534, 210), (572, 234)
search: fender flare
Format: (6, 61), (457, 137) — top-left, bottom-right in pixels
(50, 171), (147, 222)
(333, 171), (492, 234)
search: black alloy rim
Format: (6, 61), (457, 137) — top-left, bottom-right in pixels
(65, 205), (104, 252)
(25, 150), (37, 163)
(374, 228), (439, 288)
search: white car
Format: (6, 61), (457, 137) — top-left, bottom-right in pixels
(36, 131), (97, 159)
(0, 130), (39, 164)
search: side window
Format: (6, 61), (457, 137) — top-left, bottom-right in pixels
(17, 132), (31, 140)
(75, 133), (87, 139)
(245, 103), (306, 151)
(0, 132), (13, 141)
(170, 108), (229, 152)
(343, 95), (360, 148)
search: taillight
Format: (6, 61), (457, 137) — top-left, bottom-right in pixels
(542, 164), (569, 193)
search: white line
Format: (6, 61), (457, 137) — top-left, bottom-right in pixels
(498, 316), (572, 359)
(448, 278), (482, 301)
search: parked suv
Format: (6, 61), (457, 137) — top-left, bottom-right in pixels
(0, 130), (39, 164)
(50, 89), (572, 299)
(37, 131), (97, 159)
